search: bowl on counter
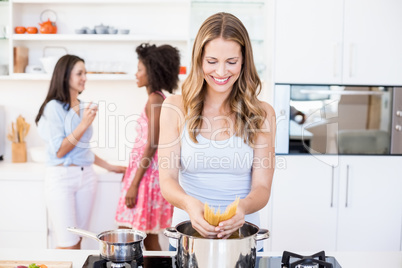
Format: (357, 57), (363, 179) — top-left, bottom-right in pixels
(29, 146), (47, 163)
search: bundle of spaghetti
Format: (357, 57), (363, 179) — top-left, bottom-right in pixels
(204, 197), (240, 226)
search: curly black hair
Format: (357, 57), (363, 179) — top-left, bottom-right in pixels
(136, 43), (181, 94)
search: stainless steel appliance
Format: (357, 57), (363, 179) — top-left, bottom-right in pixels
(274, 84), (402, 155)
(164, 221), (269, 268)
(0, 105), (5, 161)
(391, 87), (402, 154)
(82, 250), (342, 268)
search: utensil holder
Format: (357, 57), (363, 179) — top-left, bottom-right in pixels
(12, 142), (27, 163)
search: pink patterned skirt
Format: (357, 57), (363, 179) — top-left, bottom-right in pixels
(115, 153), (173, 233)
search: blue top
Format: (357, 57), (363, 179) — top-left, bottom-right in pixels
(37, 99), (94, 166)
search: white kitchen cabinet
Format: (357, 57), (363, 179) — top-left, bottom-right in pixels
(0, 163), (124, 249)
(274, 0), (343, 85)
(0, 178), (47, 249)
(80, 179), (122, 249)
(341, 0), (402, 85)
(337, 156), (402, 251)
(270, 155), (402, 252)
(271, 155), (339, 252)
(274, 0), (402, 85)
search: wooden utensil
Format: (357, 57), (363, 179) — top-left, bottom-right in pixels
(7, 122), (17, 143)
(14, 115), (30, 143)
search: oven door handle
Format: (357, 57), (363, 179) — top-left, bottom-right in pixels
(330, 165), (335, 208)
(345, 165), (350, 208)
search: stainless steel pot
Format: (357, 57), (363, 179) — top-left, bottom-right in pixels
(164, 221), (269, 268)
(67, 227), (146, 262)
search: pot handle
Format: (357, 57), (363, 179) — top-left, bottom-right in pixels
(163, 227), (181, 239)
(67, 227), (100, 242)
(255, 229), (270, 241)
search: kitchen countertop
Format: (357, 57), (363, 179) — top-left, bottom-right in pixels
(0, 161), (125, 181)
(0, 249), (401, 268)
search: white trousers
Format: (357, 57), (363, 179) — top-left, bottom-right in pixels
(44, 165), (98, 247)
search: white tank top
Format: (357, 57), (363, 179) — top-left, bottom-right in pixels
(172, 124), (260, 231)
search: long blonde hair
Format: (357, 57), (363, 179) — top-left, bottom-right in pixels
(182, 12), (266, 146)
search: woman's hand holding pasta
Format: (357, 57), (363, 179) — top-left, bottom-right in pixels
(186, 196), (217, 238)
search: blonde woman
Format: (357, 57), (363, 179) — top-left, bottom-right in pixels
(158, 12), (276, 251)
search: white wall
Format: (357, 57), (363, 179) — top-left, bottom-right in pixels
(0, 79), (274, 164)
(0, 79), (148, 164)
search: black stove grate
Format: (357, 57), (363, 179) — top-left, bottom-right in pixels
(82, 252), (341, 268)
(281, 251), (334, 268)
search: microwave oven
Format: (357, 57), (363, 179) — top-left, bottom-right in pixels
(274, 84), (402, 155)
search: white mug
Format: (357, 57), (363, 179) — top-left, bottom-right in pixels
(0, 65), (8, 76)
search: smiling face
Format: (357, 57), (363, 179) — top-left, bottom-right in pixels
(136, 60), (148, 88)
(69, 61), (87, 95)
(202, 37), (243, 95)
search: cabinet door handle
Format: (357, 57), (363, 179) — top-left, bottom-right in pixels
(345, 165), (350, 208)
(330, 165), (335, 207)
(333, 43), (340, 78)
(349, 43), (355, 78)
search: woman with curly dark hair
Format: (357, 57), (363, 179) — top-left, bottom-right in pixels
(115, 43), (180, 250)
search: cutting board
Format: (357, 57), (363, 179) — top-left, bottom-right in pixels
(0, 261), (72, 268)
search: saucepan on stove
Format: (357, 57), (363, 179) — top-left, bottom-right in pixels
(164, 221), (269, 268)
(67, 227), (146, 262)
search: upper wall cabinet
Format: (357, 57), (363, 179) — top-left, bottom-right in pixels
(274, 0), (402, 86)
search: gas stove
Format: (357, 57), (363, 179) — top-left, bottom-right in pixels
(83, 251), (341, 268)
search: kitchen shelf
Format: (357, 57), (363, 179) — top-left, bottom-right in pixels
(12, 34), (188, 42)
(6, 73), (135, 80)
(12, 0), (188, 4)
(1, 73), (188, 81)
(1, 0), (267, 81)
(191, 1), (264, 5)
